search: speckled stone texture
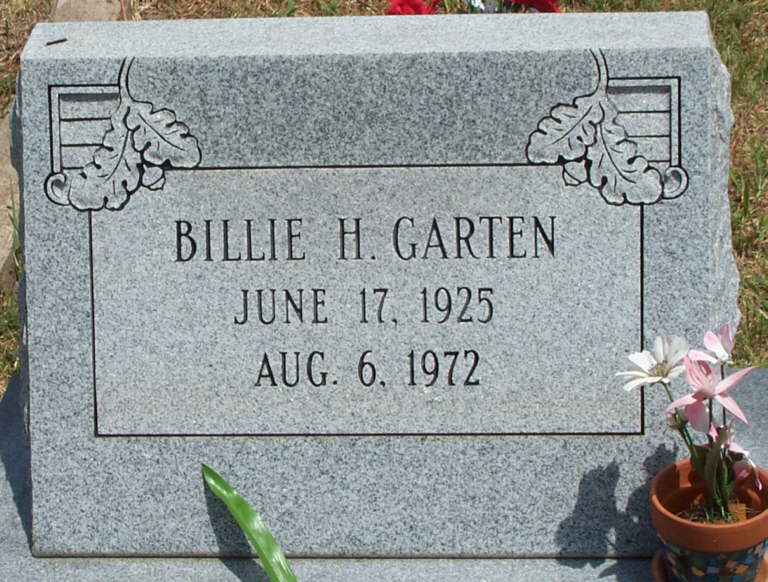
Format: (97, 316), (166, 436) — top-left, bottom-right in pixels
(4, 371), (768, 578)
(15, 12), (751, 568)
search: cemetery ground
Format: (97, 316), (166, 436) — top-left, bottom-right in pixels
(0, 0), (765, 401)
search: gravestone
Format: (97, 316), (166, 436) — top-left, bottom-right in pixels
(10, 11), (764, 580)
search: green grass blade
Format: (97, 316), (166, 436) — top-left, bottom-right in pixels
(202, 464), (298, 582)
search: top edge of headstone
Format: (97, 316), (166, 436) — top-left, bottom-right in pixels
(22, 12), (714, 61)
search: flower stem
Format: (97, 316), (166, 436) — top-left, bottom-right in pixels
(661, 382), (697, 461)
(720, 364), (727, 427)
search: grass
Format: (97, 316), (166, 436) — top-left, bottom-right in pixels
(0, 0), (764, 397)
(130, 0), (389, 19)
(0, 288), (19, 399)
(0, 0), (53, 118)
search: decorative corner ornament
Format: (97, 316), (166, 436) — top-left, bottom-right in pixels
(45, 58), (201, 211)
(526, 50), (688, 206)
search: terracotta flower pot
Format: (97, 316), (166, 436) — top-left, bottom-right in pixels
(650, 458), (768, 582)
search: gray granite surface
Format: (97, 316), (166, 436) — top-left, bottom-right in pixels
(14, 11), (753, 563)
(91, 167), (641, 436)
(4, 371), (768, 578)
(0, 373), (640, 581)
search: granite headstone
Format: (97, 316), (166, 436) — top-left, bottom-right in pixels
(13, 11), (760, 579)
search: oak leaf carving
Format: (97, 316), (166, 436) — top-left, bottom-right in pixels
(45, 58), (200, 211)
(527, 95), (604, 164)
(563, 160), (588, 186)
(586, 101), (663, 205)
(129, 106), (201, 169)
(527, 51), (607, 164)
(526, 49), (685, 206)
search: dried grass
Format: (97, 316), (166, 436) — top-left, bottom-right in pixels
(0, 0), (54, 117)
(132, 0), (390, 19)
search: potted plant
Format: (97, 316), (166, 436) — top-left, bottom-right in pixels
(617, 325), (768, 582)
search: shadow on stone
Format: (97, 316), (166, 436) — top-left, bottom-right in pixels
(554, 445), (676, 581)
(615, 445), (677, 555)
(204, 482), (271, 582)
(0, 373), (32, 547)
(555, 460), (624, 566)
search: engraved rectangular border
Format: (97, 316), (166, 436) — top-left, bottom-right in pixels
(85, 170), (646, 439)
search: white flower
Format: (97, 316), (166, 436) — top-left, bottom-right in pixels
(616, 335), (688, 391)
(468, 0), (485, 10)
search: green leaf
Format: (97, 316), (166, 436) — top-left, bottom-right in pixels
(703, 429), (728, 509)
(202, 464), (298, 582)
(690, 445), (708, 477)
(721, 461), (735, 502)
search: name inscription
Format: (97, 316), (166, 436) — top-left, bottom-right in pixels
(172, 214), (554, 390)
(173, 215), (556, 263)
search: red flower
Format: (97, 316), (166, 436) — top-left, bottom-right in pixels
(508, 0), (560, 11)
(386, 0), (559, 14)
(387, 0), (440, 14)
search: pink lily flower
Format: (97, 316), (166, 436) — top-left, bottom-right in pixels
(734, 459), (763, 491)
(666, 356), (755, 424)
(686, 348), (718, 364)
(724, 431), (748, 456)
(683, 401), (710, 433)
(704, 323), (735, 364)
(708, 422), (749, 455)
